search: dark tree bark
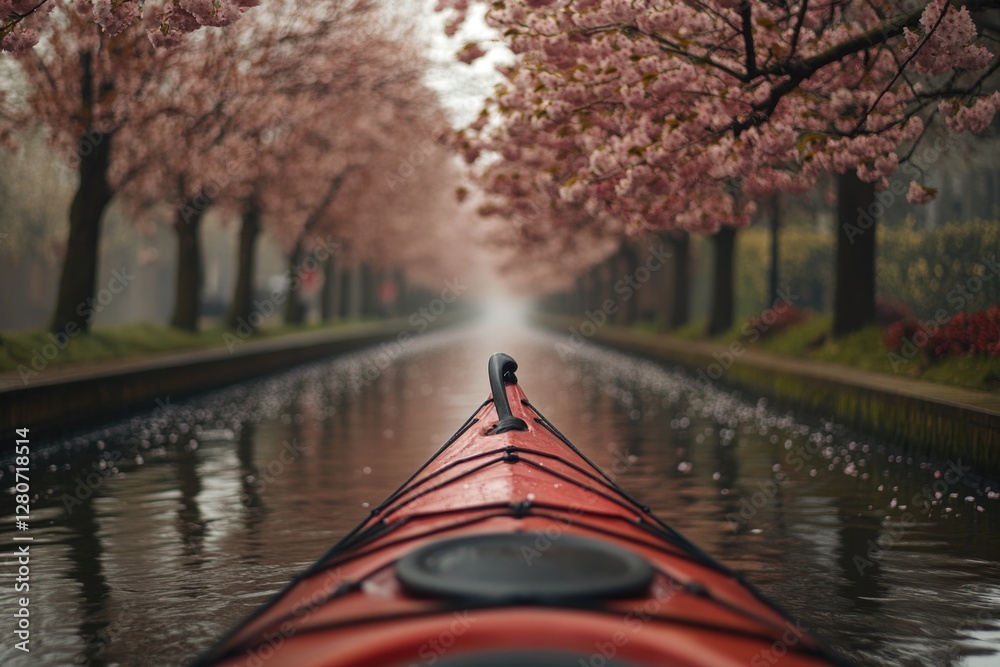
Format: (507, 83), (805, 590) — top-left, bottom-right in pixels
(585, 264), (600, 313)
(620, 243), (639, 325)
(708, 226), (737, 336)
(320, 255), (339, 322)
(226, 199), (261, 329)
(669, 233), (690, 329)
(339, 266), (353, 320)
(283, 171), (351, 324)
(50, 51), (114, 335)
(390, 268), (405, 318)
(170, 196), (209, 331)
(768, 194), (781, 306)
(282, 238), (309, 325)
(833, 172), (877, 336)
(360, 263), (377, 319)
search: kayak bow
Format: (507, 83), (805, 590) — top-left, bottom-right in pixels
(194, 353), (848, 667)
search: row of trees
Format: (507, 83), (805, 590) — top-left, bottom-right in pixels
(2, 0), (469, 335)
(440, 0), (1000, 335)
(2, 0), (260, 52)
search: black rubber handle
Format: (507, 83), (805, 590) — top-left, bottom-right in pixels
(488, 353), (528, 434)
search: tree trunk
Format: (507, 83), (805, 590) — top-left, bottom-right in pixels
(170, 199), (207, 331)
(50, 51), (114, 335)
(226, 200), (261, 329)
(768, 194), (781, 307)
(669, 233), (690, 329)
(282, 170), (353, 326)
(575, 274), (586, 315)
(361, 263), (377, 319)
(391, 268), (405, 318)
(708, 226), (736, 336)
(620, 244), (639, 324)
(833, 172), (877, 336)
(320, 255), (339, 322)
(283, 240), (308, 325)
(339, 266), (353, 320)
(586, 265), (599, 313)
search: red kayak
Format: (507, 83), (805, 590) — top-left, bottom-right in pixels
(194, 353), (849, 667)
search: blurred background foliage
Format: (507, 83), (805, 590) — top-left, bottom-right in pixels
(730, 219), (999, 321)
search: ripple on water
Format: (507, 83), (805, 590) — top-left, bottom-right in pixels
(1, 322), (998, 666)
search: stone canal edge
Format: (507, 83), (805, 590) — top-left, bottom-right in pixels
(535, 314), (1000, 480)
(0, 318), (435, 444)
(3, 313), (999, 480)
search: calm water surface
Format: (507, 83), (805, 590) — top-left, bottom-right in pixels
(2, 319), (999, 666)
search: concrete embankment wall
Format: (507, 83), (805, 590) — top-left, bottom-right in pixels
(537, 314), (1000, 479)
(0, 319), (417, 441)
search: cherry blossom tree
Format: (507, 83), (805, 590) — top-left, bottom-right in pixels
(182, 0), (453, 329)
(1, 0), (258, 53)
(116, 27), (271, 331)
(0, 0), (184, 335)
(358, 137), (479, 303)
(441, 0), (1000, 334)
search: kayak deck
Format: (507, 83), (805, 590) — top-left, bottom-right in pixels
(194, 354), (847, 667)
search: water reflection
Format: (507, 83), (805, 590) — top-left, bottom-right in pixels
(64, 488), (111, 667)
(1, 319), (999, 666)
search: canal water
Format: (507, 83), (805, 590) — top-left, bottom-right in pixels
(2, 316), (999, 666)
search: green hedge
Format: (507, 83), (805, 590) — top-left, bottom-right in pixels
(734, 219), (999, 321)
(735, 227), (832, 318)
(877, 220), (999, 320)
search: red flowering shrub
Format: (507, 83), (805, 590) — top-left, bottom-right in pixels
(885, 319), (927, 353)
(928, 307), (1000, 359)
(746, 304), (808, 339)
(885, 306), (1000, 361)
(875, 296), (913, 327)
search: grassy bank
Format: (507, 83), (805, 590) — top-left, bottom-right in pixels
(672, 315), (1000, 393)
(6, 313), (996, 394)
(0, 319), (371, 375)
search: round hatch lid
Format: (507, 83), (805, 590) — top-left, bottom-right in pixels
(395, 532), (654, 603)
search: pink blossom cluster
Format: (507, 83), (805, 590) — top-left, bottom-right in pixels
(904, 0), (992, 75)
(438, 0), (1000, 244)
(0, 0), (49, 51)
(2, 0), (259, 51)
